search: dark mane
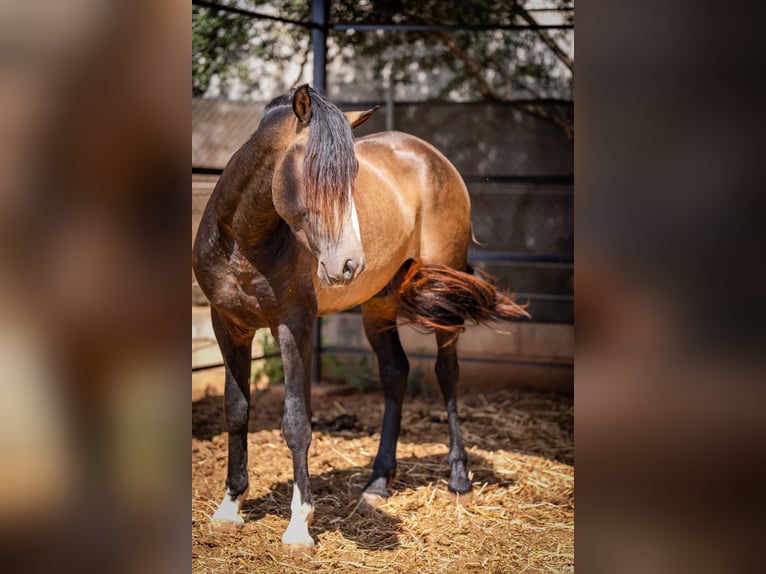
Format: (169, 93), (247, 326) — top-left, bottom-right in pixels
(300, 87), (357, 243)
(264, 92), (292, 113)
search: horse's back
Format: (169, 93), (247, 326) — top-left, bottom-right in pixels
(355, 131), (471, 270)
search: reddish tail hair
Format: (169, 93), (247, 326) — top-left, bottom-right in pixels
(395, 260), (530, 335)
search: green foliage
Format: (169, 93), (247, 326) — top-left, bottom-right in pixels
(322, 354), (376, 392)
(192, 4), (252, 96)
(252, 330), (284, 384)
(406, 366), (433, 398)
(192, 0), (573, 101)
(329, 0), (573, 100)
(250, 331), (377, 391)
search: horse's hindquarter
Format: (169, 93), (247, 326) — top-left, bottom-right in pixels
(358, 132), (470, 267)
(315, 132), (471, 315)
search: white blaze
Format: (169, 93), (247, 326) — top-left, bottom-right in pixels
(349, 188), (362, 242)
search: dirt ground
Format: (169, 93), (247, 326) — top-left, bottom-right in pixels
(192, 374), (573, 573)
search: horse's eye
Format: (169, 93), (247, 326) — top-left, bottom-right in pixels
(287, 209), (307, 231)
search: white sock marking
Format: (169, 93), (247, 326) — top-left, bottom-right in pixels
(281, 484), (315, 547)
(212, 489), (245, 526)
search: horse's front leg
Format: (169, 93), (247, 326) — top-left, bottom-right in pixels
(210, 308), (254, 530)
(275, 308), (316, 557)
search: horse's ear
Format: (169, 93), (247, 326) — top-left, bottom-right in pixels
(292, 84), (312, 124)
(344, 106), (380, 129)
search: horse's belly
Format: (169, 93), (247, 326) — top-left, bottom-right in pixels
(314, 272), (390, 315)
(314, 247), (408, 315)
(315, 288), (369, 316)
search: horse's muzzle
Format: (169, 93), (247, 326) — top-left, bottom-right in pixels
(319, 256), (365, 286)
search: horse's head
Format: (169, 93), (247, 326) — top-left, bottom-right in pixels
(272, 85), (379, 287)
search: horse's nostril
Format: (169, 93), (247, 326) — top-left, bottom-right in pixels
(343, 259), (355, 277)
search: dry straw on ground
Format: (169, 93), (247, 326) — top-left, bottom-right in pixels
(192, 383), (573, 573)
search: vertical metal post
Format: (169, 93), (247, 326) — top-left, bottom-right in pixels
(310, 0), (327, 384)
(311, 0), (330, 385)
(312, 318), (321, 385)
(311, 0), (328, 93)
(385, 64), (395, 131)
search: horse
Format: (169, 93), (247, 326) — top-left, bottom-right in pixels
(192, 84), (528, 556)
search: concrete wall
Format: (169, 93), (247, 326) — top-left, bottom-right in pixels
(321, 313), (573, 394)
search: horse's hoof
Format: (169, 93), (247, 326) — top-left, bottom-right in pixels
(360, 491), (388, 511)
(210, 515), (244, 532)
(448, 472), (473, 497)
(361, 475), (390, 510)
(211, 489), (247, 532)
(281, 541), (315, 558)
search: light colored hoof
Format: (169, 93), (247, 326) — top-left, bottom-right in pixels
(210, 515), (244, 532)
(360, 491), (387, 510)
(281, 541), (315, 558)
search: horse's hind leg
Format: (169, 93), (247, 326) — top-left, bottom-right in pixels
(435, 330), (472, 495)
(361, 300), (409, 507)
(210, 308), (255, 530)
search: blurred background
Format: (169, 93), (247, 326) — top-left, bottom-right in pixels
(1, 0), (763, 572)
(0, 1), (188, 572)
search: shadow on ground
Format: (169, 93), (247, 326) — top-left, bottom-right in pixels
(240, 451), (506, 551)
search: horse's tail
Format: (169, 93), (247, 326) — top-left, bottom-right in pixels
(394, 260), (530, 335)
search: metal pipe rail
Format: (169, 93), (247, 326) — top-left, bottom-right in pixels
(192, 0), (574, 32)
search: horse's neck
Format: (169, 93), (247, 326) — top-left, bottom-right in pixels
(213, 137), (283, 248)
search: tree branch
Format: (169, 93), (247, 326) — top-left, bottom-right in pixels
(515, 4), (573, 72)
(434, 31), (502, 100)
(433, 29), (572, 138)
(510, 74), (574, 139)
(517, 101), (574, 139)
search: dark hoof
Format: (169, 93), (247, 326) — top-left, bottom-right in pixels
(448, 480), (472, 494)
(448, 472), (473, 496)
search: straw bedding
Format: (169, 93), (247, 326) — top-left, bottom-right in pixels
(192, 381), (573, 573)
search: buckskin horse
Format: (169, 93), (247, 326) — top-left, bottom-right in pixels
(192, 85), (528, 556)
